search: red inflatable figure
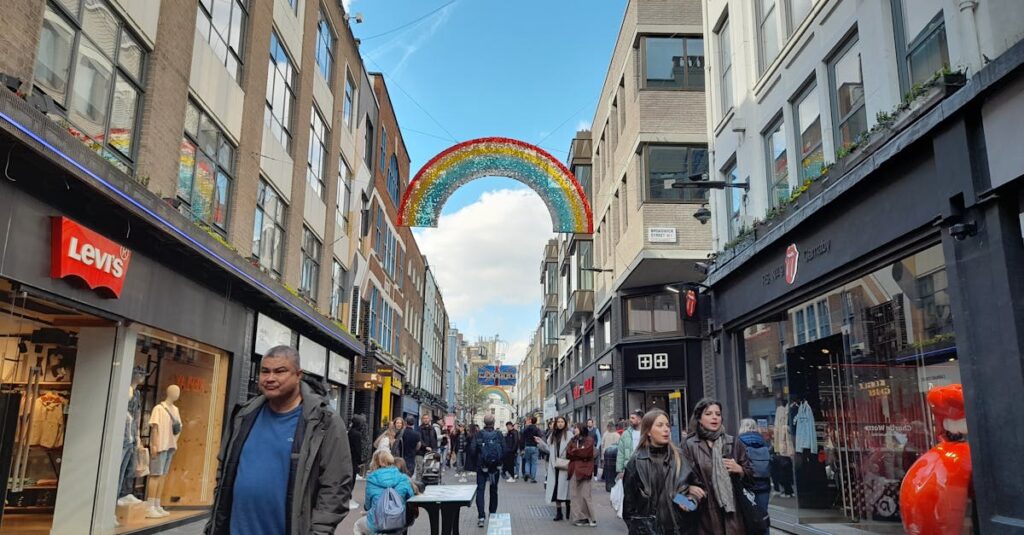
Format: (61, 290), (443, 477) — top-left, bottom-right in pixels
(899, 384), (972, 535)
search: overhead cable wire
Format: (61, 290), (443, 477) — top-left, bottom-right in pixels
(358, 0), (459, 42)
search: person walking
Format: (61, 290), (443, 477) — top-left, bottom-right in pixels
(354, 450), (417, 535)
(622, 409), (702, 535)
(586, 419), (602, 480)
(503, 421), (520, 482)
(462, 424), (480, 483)
(535, 416), (571, 521)
(374, 421), (397, 454)
(738, 419), (772, 521)
(416, 414), (437, 479)
(204, 345), (353, 535)
(455, 425), (468, 476)
(469, 415), (504, 527)
(682, 398), (754, 535)
(519, 417), (542, 483)
(349, 414), (367, 481)
(567, 422), (598, 527)
(439, 429), (450, 471)
(390, 417), (407, 460)
(601, 421), (622, 490)
(616, 409), (644, 479)
(400, 416), (421, 478)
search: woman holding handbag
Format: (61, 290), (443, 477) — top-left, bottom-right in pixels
(567, 422), (598, 527)
(535, 416), (571, 520)
(683, 398), (755, 535)
(622, 409), (702, 535)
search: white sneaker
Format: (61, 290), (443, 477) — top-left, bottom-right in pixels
(506, 477), (515, 483)
(126, 494), (143, 504)
(356, 474), (365, 481)
(349, 500), (361, 510)
(157, 506), (170, 517)
(145, 507), (164, 519)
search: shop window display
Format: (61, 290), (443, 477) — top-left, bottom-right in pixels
(739, 244), (970, 532)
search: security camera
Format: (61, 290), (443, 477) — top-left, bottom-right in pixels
(694, 262), (710, 276)
(949, 221), (976, 241)
(694, 205), (712, 225)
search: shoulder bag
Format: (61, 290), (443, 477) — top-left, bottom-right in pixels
(730, 440), (770, 534)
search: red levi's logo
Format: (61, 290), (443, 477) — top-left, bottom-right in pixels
(785, 244), (799, 285)
(50, 217), (132, 298)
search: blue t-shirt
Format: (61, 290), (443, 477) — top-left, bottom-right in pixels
(230, 404), (302, 535)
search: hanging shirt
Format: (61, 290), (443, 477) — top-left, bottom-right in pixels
(231, 404), (302, 535)
(773, 405), (794, 456)
(795, 401), (818, 453)
(29, 394), (67, 448)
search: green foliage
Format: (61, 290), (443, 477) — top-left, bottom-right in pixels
(457, 373), (489, 417)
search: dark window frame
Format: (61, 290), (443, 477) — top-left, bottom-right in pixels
(640, 35), (705, 91)
(300, 226), (322, 302)
(641, 143), (711, 204)
(179, 98), (235, 231)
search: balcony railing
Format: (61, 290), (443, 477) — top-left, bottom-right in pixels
(560, 290), (594, 335)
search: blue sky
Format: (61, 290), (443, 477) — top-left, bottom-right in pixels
(348, 0), (626, 363)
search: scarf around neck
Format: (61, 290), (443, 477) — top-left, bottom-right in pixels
(698, 426), (735, 513)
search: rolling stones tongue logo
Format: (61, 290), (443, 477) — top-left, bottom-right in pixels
(785, 244), (799, 285)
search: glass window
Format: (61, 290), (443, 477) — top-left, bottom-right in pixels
(34, 2), (146, 171)
(830, 37), (867, 150)
(895, 3), (949, 87)
(574, 164), (592, 203)
(178, 99), (234, 229)
(252, 179), (285, 276)
(740, 244), (963, 529)
(287, 0), (298, 12)
(577, 241), (594, 291)
(379, 127), (388, 173)
(337, 156), (351, 232)
(764, 117), (790, 207)
(315, 9), (334, 80)
(758, 0), (781, 73)
(307, 106), (329, 198)
(625, 292), (681, 336)
(331, 260), (346, 318)
(725, 162), (743, 239)
(645, 145), (710, 202)
(794, 83), (823, 181)
(196, 0), (246, 79)
(265, 31), (296, 151)
(364, 117), (375, 171)
(387, 155), (401, 207)
(718, 20), (733, 115)
(300, 227), (322, 302)
(343, 71), (356, 128)
(643, 36), (704, 90)
(787, 0), (813, 33)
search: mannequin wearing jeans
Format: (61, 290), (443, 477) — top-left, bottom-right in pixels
(147, 385), (182, 518)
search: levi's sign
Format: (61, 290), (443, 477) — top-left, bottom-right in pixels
(51, 217), (132, 298)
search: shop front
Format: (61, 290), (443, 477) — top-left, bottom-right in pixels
(620, 340), (701, 434)
(0, 185), (250, 535)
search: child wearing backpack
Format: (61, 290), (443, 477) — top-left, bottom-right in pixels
(739, 418), (773, 525)
(355, 450), (417, 535)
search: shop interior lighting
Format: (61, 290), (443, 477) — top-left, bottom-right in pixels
(0, 110), (360, 354)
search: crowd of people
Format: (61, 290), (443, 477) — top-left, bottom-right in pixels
(344, 397), (772, 535)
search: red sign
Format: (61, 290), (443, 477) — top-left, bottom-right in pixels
(685, 289), (698, 318)
(573, 377), (595, 400)
(51, 217), (132, 298)
(785, 244), (799, 285)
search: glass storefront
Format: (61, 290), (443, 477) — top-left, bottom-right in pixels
(0, 278), (229, 534)
(739, 244), (970, 532)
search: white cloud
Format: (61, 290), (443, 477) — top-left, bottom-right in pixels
(504, 338), (530, 366)
(365, 3), (455, 79)
(342, 0), (354, 12)
(415, 188), (554, 328)
(576, 120), (592, 132)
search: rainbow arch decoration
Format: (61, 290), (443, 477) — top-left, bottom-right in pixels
(480, 386), (512, 405)
(398, 137), (593, 233)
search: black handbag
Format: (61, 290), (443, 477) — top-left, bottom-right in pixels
(731, 441), (770, 534)
(627, 515), (664, 535)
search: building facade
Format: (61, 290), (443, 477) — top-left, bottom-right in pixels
(0, 0), (374, 532)
(701, 0), (1024, 532)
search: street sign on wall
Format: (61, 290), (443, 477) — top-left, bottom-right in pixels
(477, 365), (517, 386)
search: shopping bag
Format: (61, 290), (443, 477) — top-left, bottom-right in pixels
(610, 478), (624, 518)
(135, 446), (150, 477)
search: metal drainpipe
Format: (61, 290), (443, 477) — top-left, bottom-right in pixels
(959, 1), (984, 70)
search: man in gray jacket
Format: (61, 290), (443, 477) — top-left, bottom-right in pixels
(205, 345), (353, 535)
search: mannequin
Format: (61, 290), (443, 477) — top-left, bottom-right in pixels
(117, 368), (146, 508)
(146, 385), (182, 519)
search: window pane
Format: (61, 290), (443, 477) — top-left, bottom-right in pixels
(788, 0), (812, 32)
(796, 87), (823, 180)
(108, 75), (137, 158)
(214, 171), (229, 228)
(909, 25), (949, 86)
(198, 112), (219, 157)
(652, 293), (680, 333)
(34, 8), (76, 106)
(685, 38), (705, 89)
(69, 39), (113, 141)
(344, 75), (355, 127)
(218, 136), (234, 172)
(252, 206), (264, 254)
(759, 1), (780, 70)
(833, 43), (864, 119)
(81, 0), (118, 59)
(56, 0), (80, 17)
(765, 120), (789, 207)
(118, 31), (143, 80)
(727, 164), (742, 237)
(229, 4), (244, 52)
(211, 0), (232, 38)
(645, 37), (684, 88)
(627, 296), (653, 335)
(647, 145), (709, 201)
(177, 138), (196, 199)
(192, 153), (216, 222)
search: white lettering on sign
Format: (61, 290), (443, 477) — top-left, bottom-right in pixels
(648, 228), (678, 244)
(67, 237), (126, 278)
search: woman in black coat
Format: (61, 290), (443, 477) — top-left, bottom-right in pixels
(348, 414), (367, 477)
(622, 409), (701, 535)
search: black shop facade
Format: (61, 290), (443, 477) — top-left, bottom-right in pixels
(703, 49), (1024, 534)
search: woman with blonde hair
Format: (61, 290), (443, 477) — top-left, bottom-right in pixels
(374, 421), (398, 454)
(355, 450), (416, 535)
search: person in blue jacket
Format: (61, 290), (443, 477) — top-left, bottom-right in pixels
(354, 450), (417, 535)
(738, 418), (773, 523)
